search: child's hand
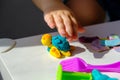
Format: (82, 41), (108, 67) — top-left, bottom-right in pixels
(44, 1), (85, 41)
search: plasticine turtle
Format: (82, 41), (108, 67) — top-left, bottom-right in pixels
(41, 34), (74, 58)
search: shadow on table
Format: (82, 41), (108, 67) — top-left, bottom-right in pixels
(71, 46), (86, 56)
(81, 43), (110, 58)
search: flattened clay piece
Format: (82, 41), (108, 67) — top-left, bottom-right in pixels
(79, 36), (99, 43)
(91, 39), (110, 52)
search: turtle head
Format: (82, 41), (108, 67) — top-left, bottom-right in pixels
(41, 34), (52, 46)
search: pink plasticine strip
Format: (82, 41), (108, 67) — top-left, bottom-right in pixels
(60, 57), (120, 73)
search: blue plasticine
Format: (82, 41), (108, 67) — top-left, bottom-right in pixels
(100, 39), (120, 47)
(52, 35), (70, 51)
(92, 69), (118, 80)
(47, 47), (50, 52)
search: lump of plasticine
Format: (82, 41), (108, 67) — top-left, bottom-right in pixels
(41, 34), (75, 58)
(92, 69), (118, 80)
(91, 39), (110, 52)
(79, 36), (99, 43)
(108, 34), (120, 40)
(100, 39), (120, 47)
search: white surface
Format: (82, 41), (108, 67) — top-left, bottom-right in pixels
(0, 21), (120, 80)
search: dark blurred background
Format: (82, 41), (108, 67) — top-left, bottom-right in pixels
(0, 0), (56, 39)
(0, 0), (56, 79)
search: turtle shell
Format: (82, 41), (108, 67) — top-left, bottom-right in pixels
(52, 35), (70, 51)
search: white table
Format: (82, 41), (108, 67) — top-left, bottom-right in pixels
(0, 21), (120, 80)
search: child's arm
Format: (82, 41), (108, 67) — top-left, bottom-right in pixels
(32, 0), (105, 42)
(32, 0), (84, 41)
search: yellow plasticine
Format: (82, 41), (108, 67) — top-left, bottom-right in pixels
(50, 46), (62, 58)
(60, 51), (71, 57)
(41, 34), (52, 46)
(100, 38), (107, 40)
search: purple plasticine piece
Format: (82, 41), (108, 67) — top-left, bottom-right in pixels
(79, 36), (99, 43)
(91, 39), (110, 52)
(60, 57), (120, 73)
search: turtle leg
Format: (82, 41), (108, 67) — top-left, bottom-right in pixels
(60, 46), (75, 57)
(60, 51), (71, 57)
(49, 46), (62, 58)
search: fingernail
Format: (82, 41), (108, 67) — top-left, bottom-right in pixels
(68, 32), (73, 37)
(67, 38), (73, 42)
(61, 31), (66, 37)
(79, 28), (85, 33)
(49, 23), (55, 29)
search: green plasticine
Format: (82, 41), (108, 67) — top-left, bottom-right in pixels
(57, 65), (92, 80)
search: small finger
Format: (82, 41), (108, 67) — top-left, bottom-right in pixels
(44, 14), (55, 29)
(53, 15), (66, 37)
(69, 16), (78, 39)
(61, 15), (73, 37)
